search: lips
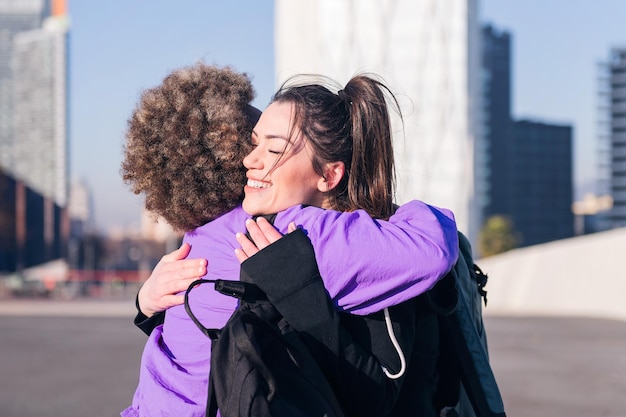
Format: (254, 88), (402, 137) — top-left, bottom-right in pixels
(246, 178), (271, 189)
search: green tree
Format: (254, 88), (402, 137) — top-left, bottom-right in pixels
(478, 215), (519, 257)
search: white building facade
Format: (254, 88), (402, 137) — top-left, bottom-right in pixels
(0, 0), (47, 171)
(275, 0), (483, 242)
(0, 0), (69, 207)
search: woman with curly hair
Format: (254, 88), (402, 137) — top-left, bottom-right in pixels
(122, 62), (258, 232)
(121, 65), (458, 417)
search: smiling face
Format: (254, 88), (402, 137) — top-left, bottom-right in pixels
(241, 101), (329, 216)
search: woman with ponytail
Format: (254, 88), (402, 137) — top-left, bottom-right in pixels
(235, 73), (455, 416)
(126, 71), (457, 417)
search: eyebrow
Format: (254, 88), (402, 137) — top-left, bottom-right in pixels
(251, 130), (291, 142)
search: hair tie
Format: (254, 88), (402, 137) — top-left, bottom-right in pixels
(337, 89), (352, 105)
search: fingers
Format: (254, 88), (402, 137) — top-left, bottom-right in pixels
(255, 217), (284, 244)
(158, 294), (186, 310)
(163, 267), (201, 293)
(235, 217), (296, 264)
(235, 231), (259, 260)
(234, 247), (249, 264)
(245, 218), (272, 249)
(138, 264), (202, 317)
(137, 243), (207, 317)
(245, 217), (283, 248)
(235, 217), (286, 263)
(159, 258), (206, 281)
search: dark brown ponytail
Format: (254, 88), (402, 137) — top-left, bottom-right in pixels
(272, 73), (400, 219)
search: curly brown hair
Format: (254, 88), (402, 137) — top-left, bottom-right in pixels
(122, 63), (258, 231)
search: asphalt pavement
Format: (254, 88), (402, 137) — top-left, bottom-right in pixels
(1, 298), (625, 417)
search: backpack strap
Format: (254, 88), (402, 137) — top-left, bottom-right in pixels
(184, 279), (268, 340)
(184, 278), (273, 417)
(473, 263), (489, 306)
(215, 279), (268, 302)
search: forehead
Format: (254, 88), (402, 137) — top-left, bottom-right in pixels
(255, 101), (295, 138)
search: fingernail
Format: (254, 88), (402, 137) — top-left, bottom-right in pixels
(236, 232), (243, 238)
(245, 218), (253, 225)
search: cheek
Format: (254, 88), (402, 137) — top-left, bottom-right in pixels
(286, 167), (317, 191)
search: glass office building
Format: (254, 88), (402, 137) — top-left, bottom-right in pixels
(608, 48), (626, 227)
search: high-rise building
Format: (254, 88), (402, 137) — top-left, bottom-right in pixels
(480, 25), (512, 222)
(480, 23), (575, 249)
(274, 0), (482, 242)
(0, 0), (69, 207)
(0, 0), (69, 273)
(510, 120), (574, 246)
(591, 56), (614, 233)
(607, 48), (626, 227)
(0, 0), (48, 170)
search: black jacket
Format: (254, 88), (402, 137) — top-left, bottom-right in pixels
(133, 297), (164, 336)
(239, 229), (439, 417)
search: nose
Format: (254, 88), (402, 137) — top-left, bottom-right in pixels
(243, 145), (261, 170)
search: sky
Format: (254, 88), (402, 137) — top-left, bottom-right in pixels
(70, 1), (276, 234)
(68, 1), (626, 234)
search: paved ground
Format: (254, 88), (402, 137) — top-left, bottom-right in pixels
(1, 315), (142, 416)
(485, 315), (626, 417)
(1, 299), (625, 417)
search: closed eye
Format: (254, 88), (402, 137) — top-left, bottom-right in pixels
(268, 139), (290, 155)
(249, 132), (259, 147)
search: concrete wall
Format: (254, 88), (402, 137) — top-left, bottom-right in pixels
(478, 227), (626, 321)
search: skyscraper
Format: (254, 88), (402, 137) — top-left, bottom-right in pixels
(510, 120), (574, 246)
(0, 0), (48, 171)
(0, 0), (69, 272)
(480, 23), (574, 248)
(0, 0), (69, 207)
(608, 48), (626, 227)
(274, 0), (482, 242)
(481, 25), (512, 221)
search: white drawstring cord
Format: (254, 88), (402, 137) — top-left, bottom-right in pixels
(381, 307), (407, 379)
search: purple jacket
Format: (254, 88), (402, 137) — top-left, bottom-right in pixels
(122, 201), (458, 417)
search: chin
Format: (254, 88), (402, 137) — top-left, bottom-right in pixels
(242, 201), (261, 216)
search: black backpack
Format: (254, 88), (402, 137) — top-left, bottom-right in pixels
(428, 232), (507, 417)
(184, 278), (345, 417)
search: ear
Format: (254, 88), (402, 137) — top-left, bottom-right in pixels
(317, 161), (345, 192)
